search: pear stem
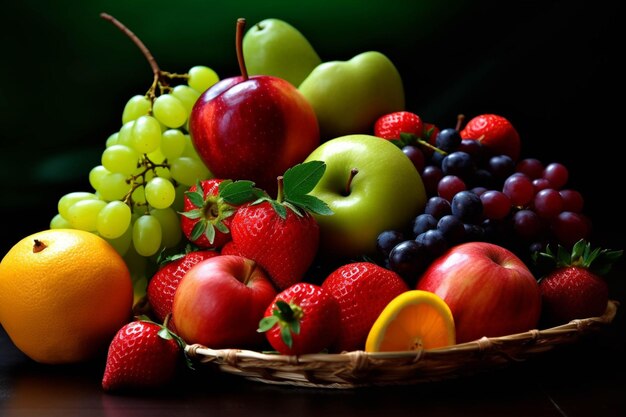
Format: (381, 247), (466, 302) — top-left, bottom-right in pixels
(344, 168), (359, 196)
(236, 18), (249, 81)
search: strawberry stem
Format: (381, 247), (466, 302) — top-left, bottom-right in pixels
(276, 176), (285, 203)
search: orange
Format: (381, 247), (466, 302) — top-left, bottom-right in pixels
(365, 290), (456, 352)
(0, 229), (133, 364)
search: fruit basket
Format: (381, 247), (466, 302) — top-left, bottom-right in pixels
(183, 299), (618, 388)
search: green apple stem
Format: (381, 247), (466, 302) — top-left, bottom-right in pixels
(344, 168), (359, 196)
(236, 18), (249, 80)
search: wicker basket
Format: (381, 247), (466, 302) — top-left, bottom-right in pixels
(184, 300), (619, 388)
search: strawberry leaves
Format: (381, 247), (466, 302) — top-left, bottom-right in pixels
(257, 300), (303, 349)
(533, 239), (623, 277)
(228, 160), (333, 219)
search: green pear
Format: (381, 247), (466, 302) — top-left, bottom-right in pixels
(242, 18), (322, 87)
(298, 51), (405, 140)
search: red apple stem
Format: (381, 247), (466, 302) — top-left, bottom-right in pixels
(236, 18), (249, 81)
(455, 114), (465, 131)
(344, 168), (359, 196)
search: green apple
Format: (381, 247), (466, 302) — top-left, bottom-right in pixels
(298, 51), (405, 140)
(242, 18), (322, 87)
(304, 134), (426, 259)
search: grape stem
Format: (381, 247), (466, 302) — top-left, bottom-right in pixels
(455, 114), (465, 131)
(122, 154), (170, 213)
(100, 12), (187, 100)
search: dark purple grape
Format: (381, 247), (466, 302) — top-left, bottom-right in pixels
(463, 223), (485, 242)
(441, 151), (476, 180)
(411, 213), (438, 237)
(451, 190), (483, 224)
(424, 196), (451, 219)
(551, 211), (591, 248)
(402, 145), (425, 173)
(388, 240), (429, 285)
(429, 151), (445, 167)
(470, 168), (495, 189)
(435, 128), (462, 152)
(415, 229), (448, 259)
(437, 214), (465, 244)
(487, 155), (515, 181)
(513, 209), (544, 240)
(421, 165), (443, 196)
(376, 230), (405, 258)
(458, 139), (486, 164)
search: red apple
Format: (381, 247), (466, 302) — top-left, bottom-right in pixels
(189, 18), (319, 195)
(416, 242), (541, 343)
(171, 255), (277, 349)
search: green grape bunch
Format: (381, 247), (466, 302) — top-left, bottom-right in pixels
(49, 13), (217, 290)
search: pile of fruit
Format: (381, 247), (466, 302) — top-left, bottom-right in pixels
(0, 15), (621, 393)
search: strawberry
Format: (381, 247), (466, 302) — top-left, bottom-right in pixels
(423, 122), (440, 146)
(321, 262), (409, 352)
(257, 282), (340, 355)
(374, 111), (424, 140)
(533, 239), (622, 326)
(460, 113), (521, 161)
(227, 161), (333, 290)
(102, 316), (185, 392)
(146, 246), (219, 324)
(180, 179), (236, 249)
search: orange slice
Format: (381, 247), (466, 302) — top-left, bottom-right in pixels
(365, 290), (456, 352)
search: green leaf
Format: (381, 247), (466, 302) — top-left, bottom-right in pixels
(203, 223), (216, 244)
(288, 193), (333, 216)
(282, 201), (304, 217)
(214, 220), (230, 234)
(270, 200), (287, 220)
(220, 180), (266, 205)
(283, 160), (326, 198)
(179, 208), (204, 220)
(158, 327), (173, 340)
(280, 325), (293, 348)
(257, 316), (279, 333)
(275, 300), (293, 319)
(189, 219), (206, 241)
(185, 191), (204, 207)
(289, 320), (301, 336)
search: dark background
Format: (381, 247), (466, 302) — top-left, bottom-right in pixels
(1, 0), (623, 255)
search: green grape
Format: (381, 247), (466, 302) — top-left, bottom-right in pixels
(103, 223), (133, 256)
(131, 115), (161, 154)
(188, 65), (219, 93)
(66, 199), (107, 231)
(145, 177), (175, 209)
(106, 132), (119, 148)
(131, 185), (147, 205)
(58, 191), (97, 219)
(152, 94), (187, 128)
(89, 165), (109, 190)
(97, 200), (132, 239)
(171, 85), (200, 115)
(132, 214), (162, 257)
(101, 144), (139, 175)
(97, 172), (131, 201)
(181, 134), (203, 160)
(117, 120), (136, 147)
(169, 156), (211, 186)
(122, 95), (152, 124)
(161, 129), (186, 159)
(50, 213), (72, 229)
(150, 207), (182, 248)
(147, 147), (166, 164)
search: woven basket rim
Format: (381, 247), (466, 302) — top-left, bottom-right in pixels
(184, 299), (619, 388)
